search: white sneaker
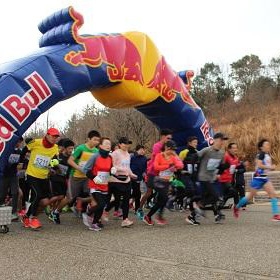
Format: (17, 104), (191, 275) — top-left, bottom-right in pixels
(121, 218), (134, 227)
(82, 213), (93, 227)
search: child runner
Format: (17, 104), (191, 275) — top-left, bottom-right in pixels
(235, 139), (280, 221)
(130, 145), (147, 215)
(143, 140), (183, 225)
(49, 139), (75, 224)
(66, 130), (100, 214)
(82, 138), (113, 231)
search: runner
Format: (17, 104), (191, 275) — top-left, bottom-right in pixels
(136, 129), (172, 220)
(143, 140), (183, 225)
(67, 130), (100, 214)
(82, 138), (113, 231)
(130, 145), (147, 214)
(0, 137), (24, 221)
(235, 139), (280, 221)
(104, 137), (137, 227)
(179, 136), (202, 225)
(219, 143), (240, 212)
(21, 128), (60, 229)
(49, 139), (75, 224)
(197, 133), (228, 224)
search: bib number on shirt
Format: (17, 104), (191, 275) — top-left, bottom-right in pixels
(8, 154), (20, 164)
(229, 165), (236, 174)
(34, 155), (51, 169)
(94, 171), (110, 185)
(159, 169), (173, 178)
(207, 159), (221, 171)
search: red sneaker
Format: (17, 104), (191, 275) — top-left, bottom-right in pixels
(155, 216), (168, 225)
(233, 206), (239, 219)
(143, 215), (154, 226)
(29, 217), (42, 230)
(21, 216), (30, 228)
(271, 214), (280, 222)
(18, 209), (26, 217)
(113, 210), (122, 218)
(102, 211), (109, 222)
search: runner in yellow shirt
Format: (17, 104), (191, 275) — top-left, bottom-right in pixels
(21, 128), (60, 230)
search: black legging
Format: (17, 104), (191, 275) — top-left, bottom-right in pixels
(0, 176), (19, 214)
(131, 180), (141, 211)
(147, 178), (169, 218)
(91, 192), (107, 224)
(200, 181), (220, 216)
(105, 182), (131, 220)
(221, 182), (239, 205)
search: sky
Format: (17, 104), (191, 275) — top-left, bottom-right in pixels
(0, 0), (280, 132)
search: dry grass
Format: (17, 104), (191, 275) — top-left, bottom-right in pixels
(208, 100), (280, 168)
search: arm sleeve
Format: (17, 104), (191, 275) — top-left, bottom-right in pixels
(83, 153), (99, 176)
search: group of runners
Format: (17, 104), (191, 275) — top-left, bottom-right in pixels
(0, 126), (280, 231)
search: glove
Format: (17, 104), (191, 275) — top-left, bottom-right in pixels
(111, 167), (117, 175)
(50, 159), (59, 168)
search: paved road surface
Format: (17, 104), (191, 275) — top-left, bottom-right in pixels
(1, 205), (280, 280)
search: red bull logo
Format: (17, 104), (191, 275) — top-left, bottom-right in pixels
(147, 57), (197, 107)
(64, 7), (197, 108)
(65, 8), (144, 85)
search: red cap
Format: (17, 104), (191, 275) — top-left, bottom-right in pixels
(47, 127), (60, 136)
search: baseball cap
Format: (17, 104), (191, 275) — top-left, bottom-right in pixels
(213, 132), (228, 140)
(165, 140), (177, 150)
(119, 137), (132, 145)
(47, 127), (60, 137)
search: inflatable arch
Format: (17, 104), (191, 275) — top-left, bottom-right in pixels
(0, 6), (213, 174)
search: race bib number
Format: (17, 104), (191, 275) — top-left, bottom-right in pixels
(58, 164), (69, 176)
(8, 154), (20, 164)
(94, 171), (110, 184)
(229, 165), (236, 174)
(207, 159), (221, 171)
(34, 155), (51, 169)
(159, 169), (173, 178)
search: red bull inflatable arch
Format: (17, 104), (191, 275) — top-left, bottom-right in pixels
(0, 6), (213, 175)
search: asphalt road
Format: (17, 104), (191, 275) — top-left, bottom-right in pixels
(1, 205), (280, 280)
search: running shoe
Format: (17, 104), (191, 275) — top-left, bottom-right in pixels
(102, 211), (109, 222)
(88, 223), (101, 231)
(18, 209), (26, 217)
(53, 212), (61, 224)
(271, 214), (280, 222)
(121, 218), (134, 227)
(136, 208), (144, 220)
(97, 223), (104, 228)
(21, 215), (30, 228)
(29, 217), (42, 230)
(113, 210), (122, 218)
(186, 215), (200, 225)
(155, 216), (168, 225)
(214, 215), (223, 224)
(48, 212), (55, 223)
(233, 206), (239, 219)
(82, 213), (93, 227)
(143, 215), (154, 226)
